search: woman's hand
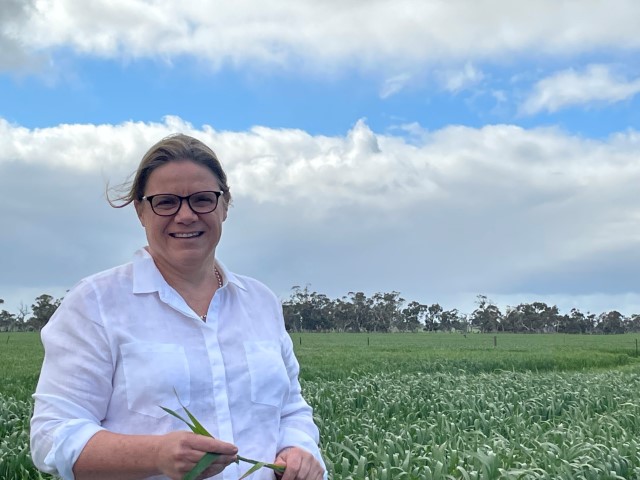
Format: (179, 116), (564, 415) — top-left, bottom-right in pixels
(156, 431), (238, 480)
(274, 447), (325, 480)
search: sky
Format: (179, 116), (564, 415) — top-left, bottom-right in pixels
(1, 0), (640, 318)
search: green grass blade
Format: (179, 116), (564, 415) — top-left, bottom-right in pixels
(238, 461), (268, 479)
(183, 452), (220, 480)
(237, 455), (286, 473)
(331, 441), (361, 462)
(172, 388), (212, 437)
(159, 405), (196, 432)
(163, 390), (282, 478)
(181, 403), (212, 436)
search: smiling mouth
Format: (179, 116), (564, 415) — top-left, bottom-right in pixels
(170, 232), (204, 238)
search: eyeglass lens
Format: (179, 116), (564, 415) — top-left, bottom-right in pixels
(151, 192), (219, 215)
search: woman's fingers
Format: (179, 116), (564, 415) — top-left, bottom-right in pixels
(156, 431), (238, 479)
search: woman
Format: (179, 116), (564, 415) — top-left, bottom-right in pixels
(30, 134), (327, 480)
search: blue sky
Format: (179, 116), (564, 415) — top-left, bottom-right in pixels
(2, 0), (640, 318)
(4, 55), (639, 136)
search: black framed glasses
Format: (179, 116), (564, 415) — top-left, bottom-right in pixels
(142, 191), (223, 216)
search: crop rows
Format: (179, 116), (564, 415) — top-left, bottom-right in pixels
(303, 369), (640, 479)
(4, 371), (640, 479)
(3, 333), (640, 479)
(0, 394), (50, 479)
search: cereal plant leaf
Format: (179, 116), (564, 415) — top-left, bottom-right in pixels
(238, 461), (268, 479)
(270, 464), (286, 473)
(181, 403), (212, 437)
(331, 441), (360, 462)
(456, 466), (471, 480)
(183, 452), (220, 480)
(172, 388), (212, 437)
(159, 405), (195, 432)
(237, 455), (285, 473)
(162, 391), (282, 478)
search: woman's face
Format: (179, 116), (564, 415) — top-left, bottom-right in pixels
(135, 159), (227, 273)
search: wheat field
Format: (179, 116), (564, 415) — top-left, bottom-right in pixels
(2, 332), (640, 479)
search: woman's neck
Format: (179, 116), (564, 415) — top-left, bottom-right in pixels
(149, 249), (217, 291)
(150, 252), (219, 319)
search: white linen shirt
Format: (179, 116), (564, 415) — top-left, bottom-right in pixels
(30, 248), (326, 480)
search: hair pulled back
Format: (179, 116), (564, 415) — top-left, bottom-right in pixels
(108, 133), (231, 208)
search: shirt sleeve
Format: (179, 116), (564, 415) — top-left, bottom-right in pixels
(277, 329), (328, 478)
(30, 280), (113, 480)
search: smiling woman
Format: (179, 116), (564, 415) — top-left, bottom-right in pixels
(29, 134), (327, 480)
(134, 160), (228, 298)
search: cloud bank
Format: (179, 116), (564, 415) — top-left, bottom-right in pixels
(2, 116), (640, 315)
(521, 65), (640, 115)
(5, 0), (640, 73)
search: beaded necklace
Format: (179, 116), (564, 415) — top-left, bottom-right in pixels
(200, 267), (223, 322)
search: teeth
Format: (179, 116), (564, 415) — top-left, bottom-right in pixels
(173, 232), (201, 238)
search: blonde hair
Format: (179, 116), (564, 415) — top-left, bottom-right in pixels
(108, 133), (231, 208)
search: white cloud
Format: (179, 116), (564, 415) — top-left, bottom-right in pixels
(439, 63), (484, 92)
(0, 0), (43, 71)
(4, 0), (640, 73)
(380, 73), (412, 99)
(521, 64), (640, 115)
(2, 116), (640, 315)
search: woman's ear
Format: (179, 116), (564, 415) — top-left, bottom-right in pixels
(134, 200), (146, 227)
(222, 200), (229, 222)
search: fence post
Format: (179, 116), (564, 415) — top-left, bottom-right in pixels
(494, 336), (497, 348)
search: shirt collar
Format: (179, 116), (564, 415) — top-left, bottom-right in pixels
(132, 248), (164, 294)
(214, 259), (248, 291)
(132, 247), (247, 294)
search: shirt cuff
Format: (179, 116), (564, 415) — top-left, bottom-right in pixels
(278, 427), (328, 479)
(44, 420), (105, 480)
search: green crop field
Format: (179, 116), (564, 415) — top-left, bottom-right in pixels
(2, 332), (640, 479)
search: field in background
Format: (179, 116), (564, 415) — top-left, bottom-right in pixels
(2, 332), (640, 479)
(0, 333), (48, 479)
(291, 332), (640, 380)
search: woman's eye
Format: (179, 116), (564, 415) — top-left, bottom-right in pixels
(155, 197), (178, 208)
(192, 195), (214, 206)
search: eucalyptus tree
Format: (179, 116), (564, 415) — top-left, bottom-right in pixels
(369, 291), (404, 332)
(282, 285), (332, 331)
(470, 295), (503, 333)
(596, 310), (626, 334)
(28, 294), (61, 330)
(0, 309), (15, 332)
(401, 301), (429, 332)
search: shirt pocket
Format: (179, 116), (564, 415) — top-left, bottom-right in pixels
(244, 341), (290, 408)
(120, 342), (191, 418)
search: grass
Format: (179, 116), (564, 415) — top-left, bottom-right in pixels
(2, 332), (640, 479)
(291, 332), (640, 381)
(307, 368), (640, 479)
(0, 333), (45, 399)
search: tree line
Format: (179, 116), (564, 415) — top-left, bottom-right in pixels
(0, 295), (62, 332)
(282, 287), (639, 334)
(1, 288), (639, 334)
